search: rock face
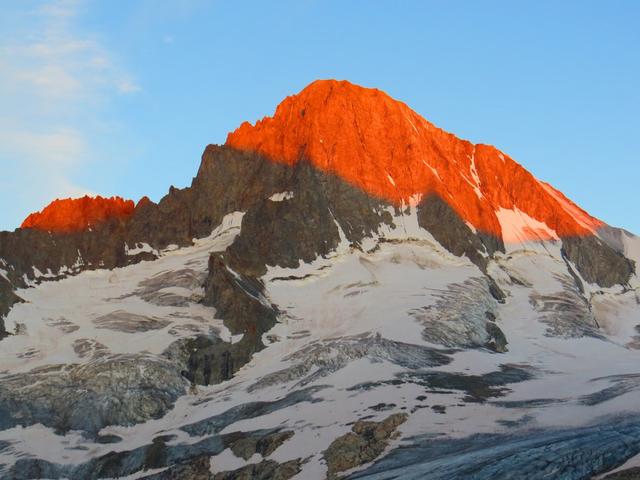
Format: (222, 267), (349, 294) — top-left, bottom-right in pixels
(561, 235), (634, 287)
(21, 195), (135, 233)
(0, 276), (20, 338)
(323, 413), (407, 479)
(227, 79), (603, 241)
(213, 459), (302, 480)
(147, 456), (302, 480)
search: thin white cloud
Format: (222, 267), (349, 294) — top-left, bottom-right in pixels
(17, 64), (82, 99)
(0, 128), (86, 168)
(37, 0), (80, 19)
(117, 79), (142, 94)
(0, 0), (140, 228)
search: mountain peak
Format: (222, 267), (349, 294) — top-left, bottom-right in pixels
(227, 79), (603, 241)
(21, 195), (135, 233)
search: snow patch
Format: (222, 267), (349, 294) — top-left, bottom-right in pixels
(468, 148), (483, 199)
(496, 207), (559, 245)
(386, 174), (396, 187)
(621, 230), (640, 269)
(422, 159), (441, 181)
(269, 191), (295, 202)
(125, 243), (159, 257)
(209, 448), (262, 474)
(404, 113), (420, 134)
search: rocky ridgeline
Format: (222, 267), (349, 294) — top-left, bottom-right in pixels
(0, 143), (635, 386)
(0, 81), (634, 413)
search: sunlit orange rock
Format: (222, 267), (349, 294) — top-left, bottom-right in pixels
(21, 195), (135, 233)
(227, 79), (603, 240)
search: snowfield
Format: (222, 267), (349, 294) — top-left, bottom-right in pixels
(1, 209), (640, 479)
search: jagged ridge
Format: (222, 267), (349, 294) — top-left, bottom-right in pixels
(227, 79), (603, 241)
(21, 195), (135, 233)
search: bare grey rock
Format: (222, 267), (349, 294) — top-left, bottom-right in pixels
(562, 235), (634, 288)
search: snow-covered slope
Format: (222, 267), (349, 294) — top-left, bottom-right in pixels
(1, 79), (638, 479)
(1, 207), (639, 480)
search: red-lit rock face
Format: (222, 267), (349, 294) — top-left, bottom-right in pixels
(227, 79), (602, 240)
(21, 195), (135, 233)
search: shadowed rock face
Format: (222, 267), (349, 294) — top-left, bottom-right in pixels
(417, 194), (504, 272)
(216, 159), (393, 278)
(153, 456), (303, 480)
(561, 235), (635, 288)
(213, 459), (302, 480)
(0, 276), (20, 338)
(0, 222), (131, 285)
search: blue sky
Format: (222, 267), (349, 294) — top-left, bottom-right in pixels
(1, 0), (638, 233)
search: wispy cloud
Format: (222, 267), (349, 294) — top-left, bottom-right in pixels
(0, 0), (139, 229)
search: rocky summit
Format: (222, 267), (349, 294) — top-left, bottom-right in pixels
(21, 195), (135, 233)
(0, 80), (639, 479)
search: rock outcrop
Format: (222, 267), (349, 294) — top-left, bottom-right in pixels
(323, 413), (407, 479)
(21, 195), (135, 233)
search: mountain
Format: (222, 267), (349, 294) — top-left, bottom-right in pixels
(228, 80), (601, 239)
(0, 80), (639, 479)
